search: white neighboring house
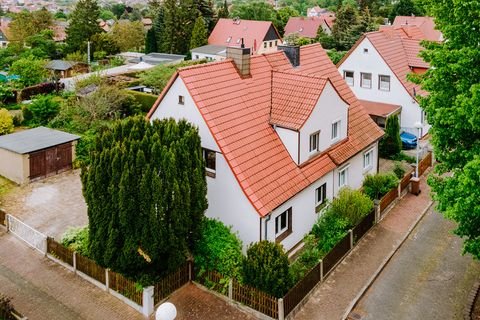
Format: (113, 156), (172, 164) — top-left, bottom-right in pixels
(337, 26), (433, 137)
(148, 44), (383, 253)
(191, 45), (227, 62)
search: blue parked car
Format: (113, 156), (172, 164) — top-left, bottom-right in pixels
(400, 131), (417, 149)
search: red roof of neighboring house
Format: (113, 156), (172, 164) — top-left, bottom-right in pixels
(284, 15), (335, 38)
(208, 18), (281, 53)
(392, 16), (442, 41)
(358, 99), (401, 117)
(148, 44), (383, 216)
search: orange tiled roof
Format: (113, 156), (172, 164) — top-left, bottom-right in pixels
(148, 44), (383, 216)
(392, 16), (442, 41)
(284, 16), (335, 38)
(358, 99), (401, 117)
(208, 18), (281, 53)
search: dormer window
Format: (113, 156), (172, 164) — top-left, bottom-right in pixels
(309, 131), (320, 153)
(236, 38), (241, 44)
(226, 36), (232, 43)
(331, 120), (340, 141)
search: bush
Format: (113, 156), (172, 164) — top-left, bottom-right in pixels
(392, 151), (416, 164)
(0, 108), (14, 135)
(290, 234), (322, 283)
(379, 115), (402, 159)
(330, 187), (374, 227)
(362, 173), (399, 200)
(0, 293), (14, 320)
(311, 210), (350, 255)
(393, 162), (406, 179)
(194, 218), (243, 280)
(61, 226), (90, 257)
(126, 90), (158, 113)
(243, 241), (292, 297)
(19, 82), (62, 101)
(26, 95), (61, 126)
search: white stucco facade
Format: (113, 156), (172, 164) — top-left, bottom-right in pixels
(337, 37), (429, 137)
(191, 52), (226, 62)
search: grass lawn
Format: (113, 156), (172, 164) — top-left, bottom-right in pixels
(0, 175), (15, 200)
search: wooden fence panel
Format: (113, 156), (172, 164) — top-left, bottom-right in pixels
(154, 261), (191, 305)
(418, 152), (432, 177)
(47, 237), (74, 266)
(232, 280), (278, 319)
(352, 210), (375, 243)
(323, 233), (351, 276)
(283, 263), (321, 317)
(0, 209), (6, 226)
(76, 254), (106, 284)
(401, 169), (414, 192)
(195, 269), (227, 295)
(108, 270), (143, 305)
(380, 187), (398, 213)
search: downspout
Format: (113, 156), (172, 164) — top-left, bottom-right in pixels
(264, 214), (271, 241)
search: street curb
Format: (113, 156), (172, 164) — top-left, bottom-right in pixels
(341, 200), (434, 320)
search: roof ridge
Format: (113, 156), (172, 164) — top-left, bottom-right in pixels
(177, 59), (234, 72)
(272, 70), (329, 82)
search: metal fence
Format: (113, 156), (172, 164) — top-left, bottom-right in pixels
(6, 214), (47, 254)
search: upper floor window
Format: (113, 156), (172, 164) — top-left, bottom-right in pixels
(264, 42), (267, 48)
(379, 75), (390, 91)
(275, 207), (292, 241)
(338, 166), (349, 188)
(275, 40), (278, 46)
(361, 73), (372, 89)
(269, 41), (272, 47)
(344, 71), (354, 86)
(363, 149), (374, 171)
(315, 183), (327, 206)
(203, 148), (216, 177)
(309, 131), (320, 153)
(331, 120), (340, 141)
(178, 95), (185, 105)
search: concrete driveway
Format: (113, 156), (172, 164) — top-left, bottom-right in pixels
(0, 170), (87, 240)
(352, 209), (480, 320)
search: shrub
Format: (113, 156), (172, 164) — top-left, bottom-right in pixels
(61, 226), (90, 257)
(379, 115), (402, 159)
(362, 173), (399, 200)
(393, 162), (406, 179)
(21, 105), (33, 123)
(392, 151), (416, 164)
(243, 241), (292, 297)
(0, 293), (14, 320)
(26, 95), (61, 126)
(0, 108), (14, 135)
(311, 210), (350, 255)
(330, 187), (374, 227)
(19, 82), (62, 101)
(194, 218), (243, 280)
(290, 234), (322, 283)
(126, 90), (158, 113)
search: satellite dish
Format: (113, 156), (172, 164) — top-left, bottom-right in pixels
(156, 302), (177, 320)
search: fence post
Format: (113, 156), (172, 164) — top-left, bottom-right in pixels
(349, 229), (353, 248)
(319, 259), (324, 282)
(5, 214), (9, 233)
(105, 268), (110, 292)
(228, 278), (233, 300)
(374, 200), (380, 223)
(278, 298), (284, 320)
(44, 237), (48, 257)
(397, 181), (401, 198)
(73, 251), (77, 274)
(142, 286), (154, 317)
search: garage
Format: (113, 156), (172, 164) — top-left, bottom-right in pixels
(0, 127), (80, 184)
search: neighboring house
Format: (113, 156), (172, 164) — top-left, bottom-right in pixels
(392, 16), (442, 41)
(191, 45), (226, 61)
(142, 18), (153, 31)
(128, 53), (186, 66)
(284, 15), (335, 39)
(337, 26), (431, 137)
(0, 28), (8, 48)
(307, 6), (332, 17)
(45, 60), (89, 78)
(0, 17), (11, 48)
(148, 44), (383, 253)
(191, 18), (282, 61)
(0, 127), (79, 184)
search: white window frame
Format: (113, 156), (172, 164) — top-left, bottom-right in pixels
(315, 183), (327, 206)
(275, 208), (291, 239)
(338, 166), (349, 188)
(331, 120), (341, 141)
(203, 148), (216, 177)
(309, 131), (320, 153)
(363, 148), (374, 171)
(344, 70), (354, 86)
(360, 72), (372, 89)
(378, 75), (390, 91)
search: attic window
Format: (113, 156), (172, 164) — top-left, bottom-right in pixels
(236, 38), (241, 44)
(178, 95), (185, 105)
(203, 148), (216, 177)
(309, 131), (320, 153)
(363, 48), (369, 54)
(299, 27), (304, 32)
(226, 36), (232, 43)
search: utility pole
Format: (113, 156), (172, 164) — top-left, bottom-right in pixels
(87, 41), (91, 72)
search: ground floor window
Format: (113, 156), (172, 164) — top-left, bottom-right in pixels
(275, 207), (292, 241)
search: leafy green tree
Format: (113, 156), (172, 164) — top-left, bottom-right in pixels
(90, 32), (120, 56)
(66, 0), (102, 53)
(388, 0), (424, 23)
(415, 0), (480, 259)
(26, 94), (61, 125)
(274, 6), (299, 36)
(316, 28), (336, 49)
(111, 20), (145, 52)
(242, 241), (292, 297)
(362, 172), (399, 200)
(153, 5), (165, 52)
(331, 3), (361, 50)
(82, 117), (207, 281)
(161, 0), (197, 54)
(217, 0), (229, 19)
(230, 2), (275, 21)
(283, 32), (311, 46)
(379, 114), (401, 159)
(145, 28), (158, 53)
(109, 3), (126, 18)
(54, 10), (68, 20)
(326, 49), (347, 64)
(330, 187), (374, 227)
(25, 30), (61, 59)
(0, 108), (14, 135)
(190, 17), (208, 50)
(10, 55), (47, 87)
(99, 9), (115, 21)
(8, 9), (54, 46)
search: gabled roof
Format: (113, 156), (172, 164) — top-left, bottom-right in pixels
(339, 27), (429, 99)
(45, 60), (77, 71)
(284, 17), (332, 38)
(358, 99), (401, 117)
(208, 18), (281, 53)
(392, 16), (442, 41)
(148, 44), (383, 216)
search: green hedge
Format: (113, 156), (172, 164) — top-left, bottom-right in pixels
(125, 90), (158, 113)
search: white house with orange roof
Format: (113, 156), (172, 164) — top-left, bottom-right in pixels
(337, 26), (433, 137)
(392, 16), (442, 41)
(191, 18), (282, 61)
(148, 44), (383, 253)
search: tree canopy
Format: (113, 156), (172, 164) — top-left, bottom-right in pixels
(82, 117), (207, 282)
(66, 0), (102, 53)
(111, 20), (145, 52)
(190, 17), (208, 50)
(417, 0), (480, 259)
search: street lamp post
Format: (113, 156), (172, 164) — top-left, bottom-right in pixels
(414, 122), (423, 178)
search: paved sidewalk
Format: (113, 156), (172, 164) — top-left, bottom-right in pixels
(294, 174), (432, 320)
(0, 229), (144, 320)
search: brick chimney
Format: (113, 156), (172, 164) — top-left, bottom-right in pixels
(226, 38), (251, 76)
(278, 44), (300, 67)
